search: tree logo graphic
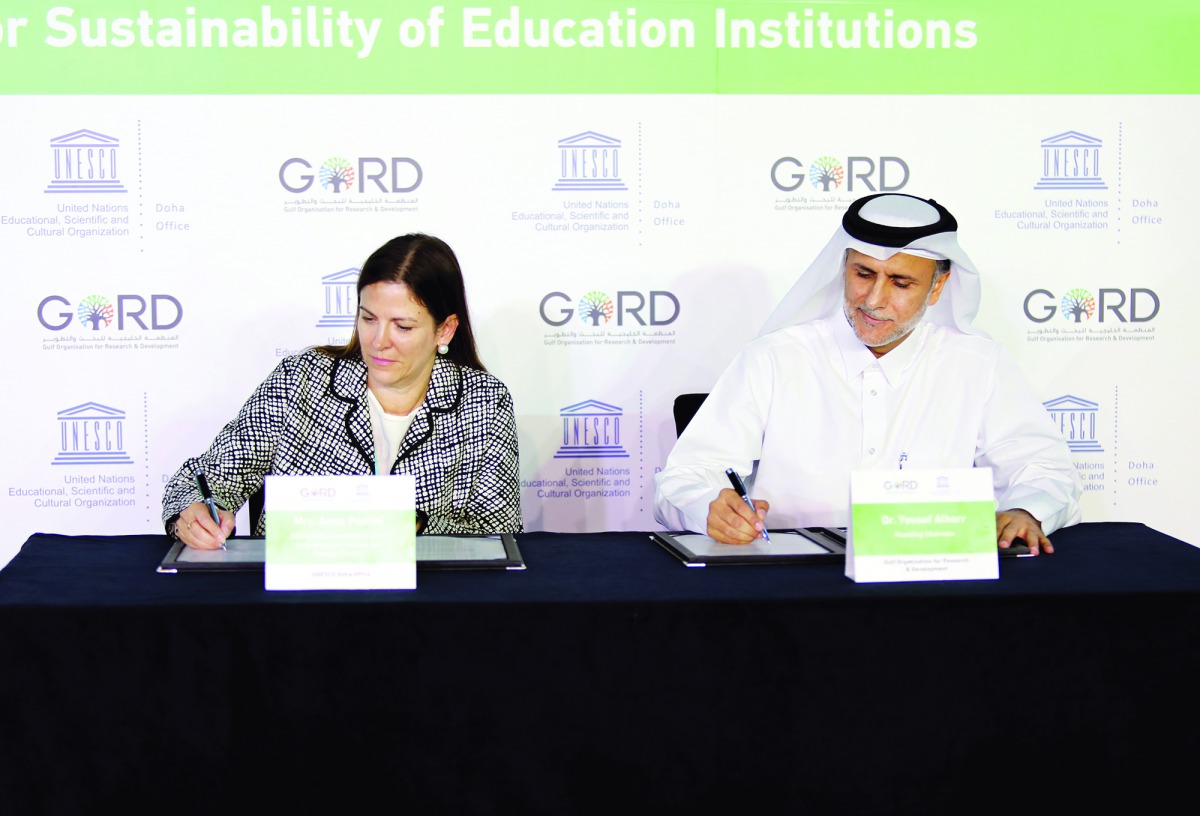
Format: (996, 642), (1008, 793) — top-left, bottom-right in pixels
(77, 295), (114, 330)
(1060, 288), (1096, 322)
(319, 157), (355, 193)
(808, 156), (845, 191)
(578, 291), (614, 326)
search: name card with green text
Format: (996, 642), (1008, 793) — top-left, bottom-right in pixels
(265, 474), (416, 591)
(847, 468), (997, 583)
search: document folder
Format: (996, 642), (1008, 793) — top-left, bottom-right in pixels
(158, 534), (526, 573)
(652, 527), (847, 567)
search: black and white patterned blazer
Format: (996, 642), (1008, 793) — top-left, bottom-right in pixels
(161, 350), (521, 535)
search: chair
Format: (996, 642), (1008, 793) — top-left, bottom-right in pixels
(672, 393), (709, 437)
(248, 485), (265, 534)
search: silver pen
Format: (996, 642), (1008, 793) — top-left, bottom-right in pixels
(725, 468), (771, 543)
(195, 469), (226, 550)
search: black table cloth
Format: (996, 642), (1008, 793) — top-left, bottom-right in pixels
(1, 523), (1197, 814)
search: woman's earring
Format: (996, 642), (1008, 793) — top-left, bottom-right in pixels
(437, 344), (449, 355)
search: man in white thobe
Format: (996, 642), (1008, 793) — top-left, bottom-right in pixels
(654, 193), (1081, 554)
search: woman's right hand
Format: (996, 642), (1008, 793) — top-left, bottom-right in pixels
(175, 501), (236, 549)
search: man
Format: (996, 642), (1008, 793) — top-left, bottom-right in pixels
(654, 193), (1081, 554)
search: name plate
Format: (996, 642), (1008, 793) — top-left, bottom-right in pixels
(265, 474), (416, 591)
(847, 468), (997, 583)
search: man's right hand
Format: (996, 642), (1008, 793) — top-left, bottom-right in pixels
(707, 488), (769, 544)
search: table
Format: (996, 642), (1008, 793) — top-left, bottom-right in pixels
(2, 523), (1198, 814)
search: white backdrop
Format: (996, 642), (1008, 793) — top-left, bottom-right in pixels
(2, 91), (1195, 566)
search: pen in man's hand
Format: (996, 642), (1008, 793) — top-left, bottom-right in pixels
(725, 468), (771, 542)
(195, 469), (226, 549)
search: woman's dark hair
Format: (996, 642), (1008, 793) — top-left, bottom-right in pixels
(319, 234), (485, 371)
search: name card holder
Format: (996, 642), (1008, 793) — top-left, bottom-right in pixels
(265, 474), (416, 591)
(847, 468), (997, 583)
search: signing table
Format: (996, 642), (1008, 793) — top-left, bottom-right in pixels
(1, 523), (1198, 814)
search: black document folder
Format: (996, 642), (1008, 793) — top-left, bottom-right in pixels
(158, 534), (526, 573)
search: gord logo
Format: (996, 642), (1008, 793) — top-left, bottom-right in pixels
(1023, 288), (1158, 323)
(772, 155), (908, 192)
(39, 294), (183, 331)
(279, 156), (422, 193)
(540, 291), (679, 327)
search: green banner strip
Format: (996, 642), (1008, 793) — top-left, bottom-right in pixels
(1, 2), (1195, 94)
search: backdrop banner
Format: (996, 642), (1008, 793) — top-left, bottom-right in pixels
(2, 3), (1196, 565)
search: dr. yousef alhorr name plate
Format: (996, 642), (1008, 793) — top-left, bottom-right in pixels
(847, 468), (997, 583)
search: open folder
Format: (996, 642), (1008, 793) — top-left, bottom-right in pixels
(653, 527), (1030, 567)
(158, 534), (526, 573)
(652, 527), (848, 567)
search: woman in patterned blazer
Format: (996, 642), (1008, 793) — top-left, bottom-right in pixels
(163, 234), (521, 549)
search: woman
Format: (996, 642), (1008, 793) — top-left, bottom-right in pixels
(163, 234), (521, 549)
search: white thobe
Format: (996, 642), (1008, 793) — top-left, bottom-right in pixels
(654, 316), (1082, 535)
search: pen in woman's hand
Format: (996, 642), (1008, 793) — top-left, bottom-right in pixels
(195, 469), (226, 549)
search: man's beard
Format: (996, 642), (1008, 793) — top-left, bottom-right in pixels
(843, 290), (933, 349)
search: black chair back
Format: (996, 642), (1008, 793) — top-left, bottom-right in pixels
(672, 393), (709, 437)
(248, 485), (265, 533)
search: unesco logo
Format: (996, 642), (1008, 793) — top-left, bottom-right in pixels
(771, 155), (909, 193)
(316, 268), (359, 328)
(1034, 131), (1107, 191)
(279, 156), (423, 193)
(1043, 395), (1103, 453)
(38, 293), (183, 331)
(44, 129), (127, 194)
(1023, 288), (1158, 323)
(53, 402), (133, 466)
(553, 131), (627, 192)
(556, 400), (628, 459)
